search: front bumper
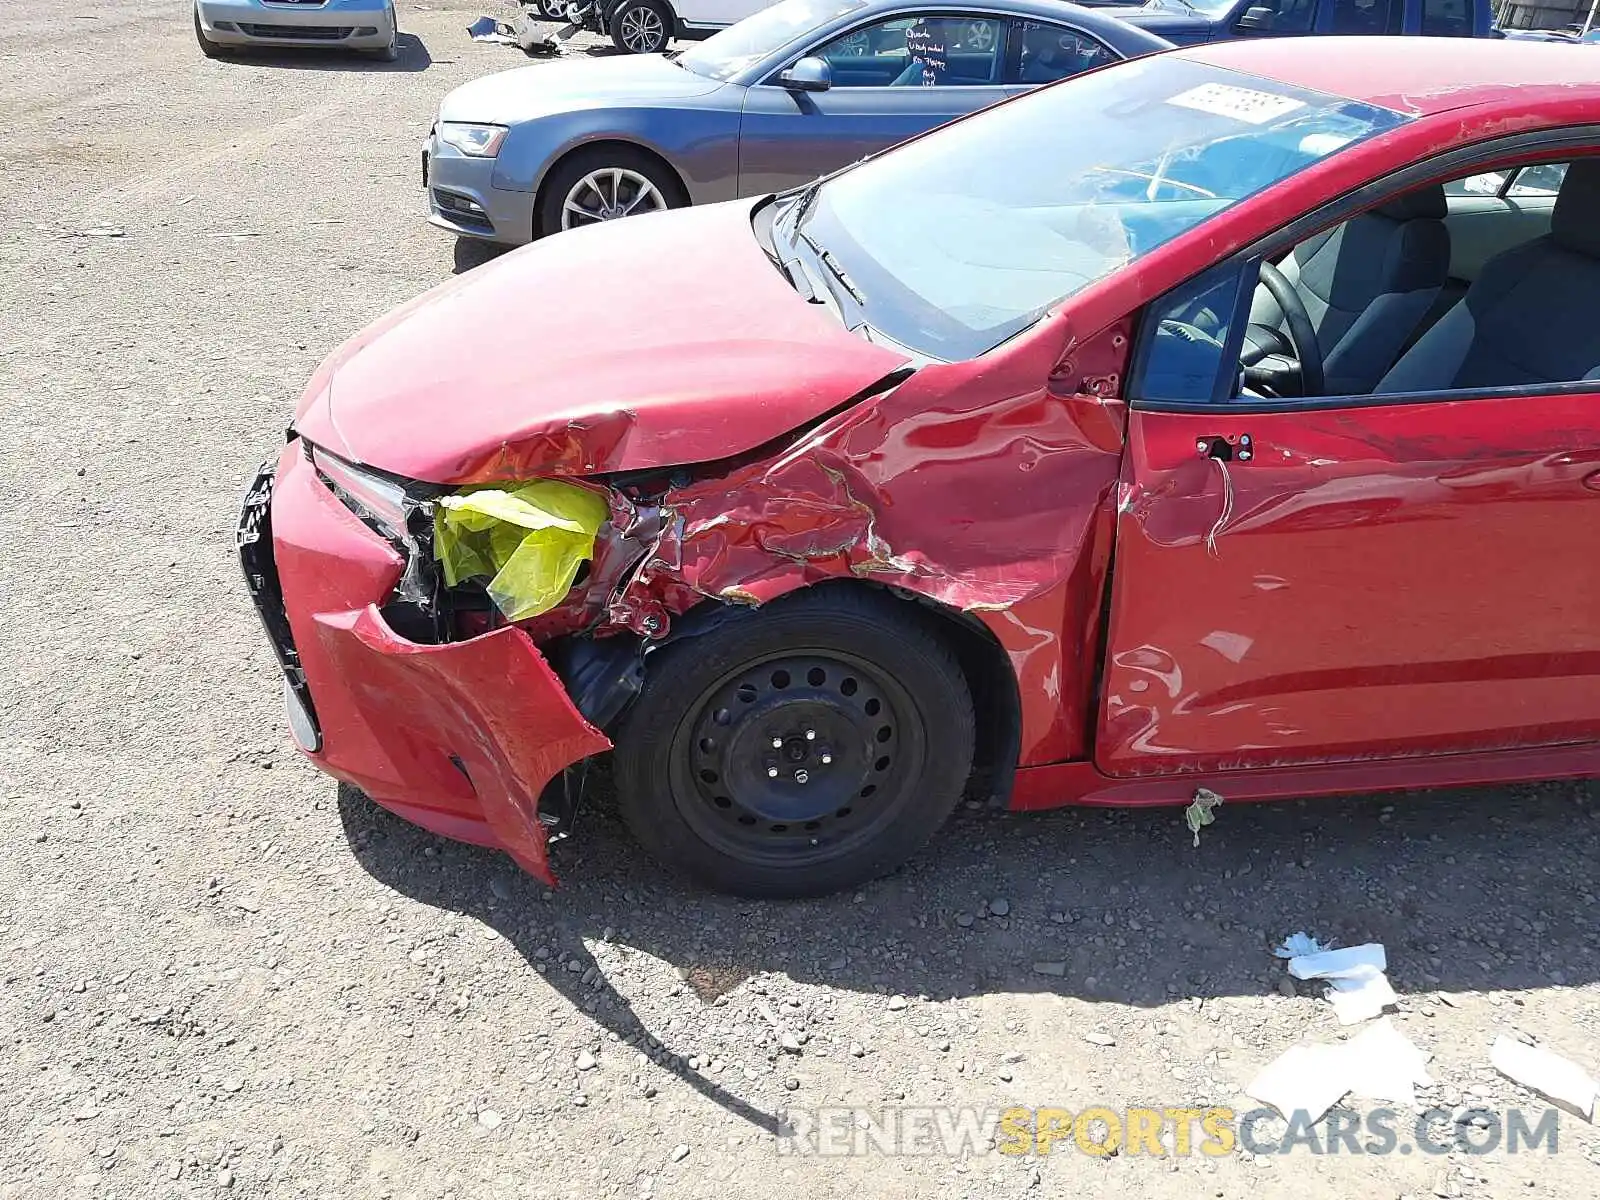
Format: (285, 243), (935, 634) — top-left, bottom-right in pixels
(197, 0), (396, 49)
(237, 441), (610, 882)
(422, 128), (536, 245)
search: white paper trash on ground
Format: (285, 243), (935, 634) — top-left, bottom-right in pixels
(1248, 1020), (1433, 1122)
(1275, 931), (1335, 959)
(1287, 942), (1395, 1025)
(1246, 1042), (1354, 1124)
(1491, 1035), (1598, 1121)
(1326, 966), (1399, 1026)
(1345, 1018), (1433, 1106)
(1287, 943), (1386, 980)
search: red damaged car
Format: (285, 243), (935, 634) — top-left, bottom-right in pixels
(240, 37), (1600, 898)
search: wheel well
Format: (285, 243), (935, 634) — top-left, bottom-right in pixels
(633, 581), (1022, 807)
(533, 139), (689, 238)
(895, 590), (1022, 808)
(607, 0), (679, 21)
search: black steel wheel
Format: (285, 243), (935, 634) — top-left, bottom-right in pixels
(614, 587), (974, 898)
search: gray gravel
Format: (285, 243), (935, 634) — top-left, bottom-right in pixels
(3, 2), (1600, 1196)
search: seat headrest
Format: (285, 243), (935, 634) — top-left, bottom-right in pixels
(1552, 159), (1600, 258)
(1375, 184), (1447, 222)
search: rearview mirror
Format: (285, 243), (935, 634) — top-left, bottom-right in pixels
(779, 56), (833, 93)
(1235, 6), (1275, 30)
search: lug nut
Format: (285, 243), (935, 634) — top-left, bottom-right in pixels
(805, 730), (816, 741)
(767, 767), (779, 778)
(771, 737), (783, 749)
(820, 754), (832, 765)
(794, 769), (809, 785)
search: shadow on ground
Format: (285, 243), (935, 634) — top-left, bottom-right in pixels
(340, 773), (1599, 1129)
(216, 32), (432, 73)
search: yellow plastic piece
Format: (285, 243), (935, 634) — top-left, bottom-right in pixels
(433, 480), (609, 622)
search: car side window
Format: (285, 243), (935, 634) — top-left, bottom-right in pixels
(1133, 262), (1254, 405)
(1236, 0), (1316, 33)
(1508, 163), (1568, 198)
(812, 15), (1006, 87)
(1329, 0), (1404, 34)
(1420, 0), (1473, 35)
(1008, 21), (1116, 86)
(1443, 164), (1568, 199)
(1444, 170), (1510, 197)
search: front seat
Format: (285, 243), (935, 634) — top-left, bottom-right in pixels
(1249, 184), (1451, 395)
(1377, 159), (1600, 393)
(1017, 28), (1096, 84)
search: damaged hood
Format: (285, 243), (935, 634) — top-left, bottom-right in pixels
(437, 54), (725, 126)
(294, 201), (909, 483)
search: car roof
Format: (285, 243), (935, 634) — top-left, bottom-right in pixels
(998, 0), (1177, 49)
(1176, 35), (1600, 116)
(846, 0), (1175, 50)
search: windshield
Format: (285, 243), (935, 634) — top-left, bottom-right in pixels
(678, 0), (866, 81)
(786, 58), (1406, 360)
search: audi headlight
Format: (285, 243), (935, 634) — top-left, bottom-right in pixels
(438, 122), (509, 158)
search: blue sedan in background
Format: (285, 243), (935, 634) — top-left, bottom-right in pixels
(423, 0), (1170, 244)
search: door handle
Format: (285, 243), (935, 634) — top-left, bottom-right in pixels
(1195, 434), (1253, 463)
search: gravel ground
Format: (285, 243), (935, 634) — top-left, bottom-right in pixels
(2, 3), (1599, 1197)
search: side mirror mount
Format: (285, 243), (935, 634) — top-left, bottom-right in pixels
(779, 56), (833, 92)
(1235, 7), (1275, 30)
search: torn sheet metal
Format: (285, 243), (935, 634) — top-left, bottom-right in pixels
(607, 320), (1132, 765)
(435, 480), (609, 622)
(311, 605), (610, 885)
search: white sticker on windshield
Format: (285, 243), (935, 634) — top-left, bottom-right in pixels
(1167, 83), (1306, 126)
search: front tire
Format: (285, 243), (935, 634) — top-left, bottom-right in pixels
(535, 145), (683, 237)
(364, 4), (400, 60)
(194, 6), (225, 57)
(609, 0), (672, 54)
(613, 588), (975, 898)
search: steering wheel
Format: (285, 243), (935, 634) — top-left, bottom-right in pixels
(1256, 260), (1324, 397)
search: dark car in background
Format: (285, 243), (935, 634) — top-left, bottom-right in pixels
(1088, 0), (1494, 43)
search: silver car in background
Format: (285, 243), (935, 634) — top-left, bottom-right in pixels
(194, 0), (400, 61)
(423, 0), (1169, 244)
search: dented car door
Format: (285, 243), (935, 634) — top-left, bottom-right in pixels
(1099, 391), (1600, 777)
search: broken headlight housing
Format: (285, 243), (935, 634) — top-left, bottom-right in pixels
(310, 446), (414, 543)
(309, 444), (445, 620)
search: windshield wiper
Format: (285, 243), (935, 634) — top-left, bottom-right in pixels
(817, 246), (865, 306)
(798, 229), (865, 307)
